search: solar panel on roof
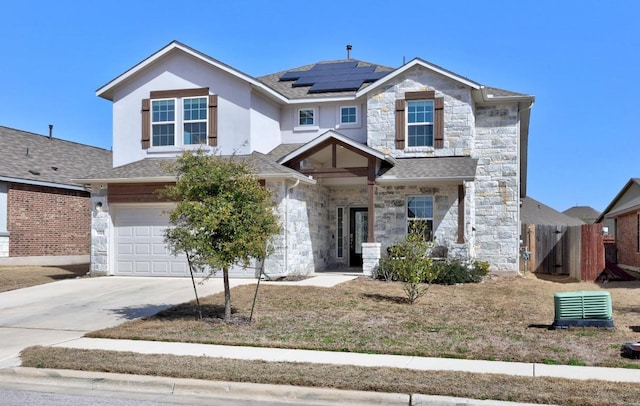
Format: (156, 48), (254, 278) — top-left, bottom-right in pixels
(279, 61), (387, 93)
(309, 80), (365, 93)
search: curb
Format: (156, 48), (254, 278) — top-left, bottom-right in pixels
(0, 367), (547, 405)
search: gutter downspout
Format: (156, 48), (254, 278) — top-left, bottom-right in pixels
(284, 179), (300, 276)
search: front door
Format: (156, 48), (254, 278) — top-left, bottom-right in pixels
(349, 208), (368, 267)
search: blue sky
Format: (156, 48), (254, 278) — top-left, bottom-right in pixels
(1, 1), (638, 212)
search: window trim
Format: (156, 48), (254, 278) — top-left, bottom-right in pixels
(395, 91), (444, 150)
(294, 107), (318, 131)
(337, 105), (360, 128)
(151, 97), (177, 148)
(336, 207), (344, 259)
(142, 88), (217, 150)
(406, 99), (434, 148)
(406, 195), (434, 241)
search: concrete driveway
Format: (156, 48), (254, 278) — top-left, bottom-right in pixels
(0, 276), (255, 367)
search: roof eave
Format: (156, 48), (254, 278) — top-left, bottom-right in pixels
(0, 175), (87, 192)
(96, 41), (287, 104)
(376, 176), (474, 185)
(356, 58), (481, 98)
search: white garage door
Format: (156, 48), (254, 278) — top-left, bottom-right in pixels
(113, 205), (259, 278)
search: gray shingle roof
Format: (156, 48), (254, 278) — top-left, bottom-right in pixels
(77, 152), (304, 182)
(521, 197), (585, 226)
(378, 157), (478, 181)
(562, 206), (601, 224)
(0, 125), (112, 189)
(257, 59), (394, 99)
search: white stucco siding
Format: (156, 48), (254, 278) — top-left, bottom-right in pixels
(367, 66), (475, 158)
(281, 101), (367, 144)
(110, 51), (280, 167)
(249, 91), (282, 154)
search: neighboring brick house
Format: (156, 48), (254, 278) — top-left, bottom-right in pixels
(597, 178), (640, 268)
(77, 41), (534, 278)
(0, 126), (112, 265)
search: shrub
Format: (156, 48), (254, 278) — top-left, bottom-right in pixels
(383, 224), (439, 304)
(433, 259), (490, 285)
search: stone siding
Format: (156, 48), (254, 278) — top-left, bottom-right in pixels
(367, 66), (474, 158)
(8, 183), (91, 257)
(473, 104), (520, 272)
(271, 181), (330, 275)
(90, 187), (110, 276)
(374, 184), (465, 254)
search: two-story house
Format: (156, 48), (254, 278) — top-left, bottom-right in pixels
(79, 41), (534, 278)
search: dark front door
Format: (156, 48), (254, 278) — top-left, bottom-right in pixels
(349, 208), (368, 267)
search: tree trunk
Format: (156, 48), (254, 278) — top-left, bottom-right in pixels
(223, 267), (231, 321)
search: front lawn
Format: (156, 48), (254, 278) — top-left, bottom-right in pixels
(21, 273), (640, 405)
(0, 264), (88, 292)
(86, 273), (640, 368)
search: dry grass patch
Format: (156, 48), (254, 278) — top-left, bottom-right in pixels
(0, 264), (88, 292)
(20, 346), (640, 406)
(89, 273), (640, 368)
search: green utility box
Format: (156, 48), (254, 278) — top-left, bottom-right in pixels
(552, 291), (614, 329)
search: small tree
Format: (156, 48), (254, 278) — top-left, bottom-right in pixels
(386, 223), (439, 304)
(160, 150), (280, 321)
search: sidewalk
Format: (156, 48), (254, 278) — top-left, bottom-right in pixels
(52, 337), (640, 383)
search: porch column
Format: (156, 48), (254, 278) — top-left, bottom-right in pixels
(367, 157), (376, 243)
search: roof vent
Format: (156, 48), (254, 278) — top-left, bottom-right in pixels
(48, 124), (53, 139)
(29, 169), (40, 176)
(346, 44), (352, 59)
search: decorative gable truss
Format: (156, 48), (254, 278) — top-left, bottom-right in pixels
(141, 88), (218, 149)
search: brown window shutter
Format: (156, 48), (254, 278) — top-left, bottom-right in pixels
(434, 97), (444, 149)
(208, 94), (218, 147)
(395, 99), (405, 149)
(141, 98), (150, 149)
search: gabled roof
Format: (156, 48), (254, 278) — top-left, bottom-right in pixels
(276, 130), (395, 166)
(0, 125), (112, 191)
(96, 41), (288, 103)
(597, 178), (640, 222)
(521, 197), (585, 226)
(75, 152), (314, 185)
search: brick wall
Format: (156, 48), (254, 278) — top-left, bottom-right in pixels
(8, 183), (91, 257)
(615, 211), (640, 268)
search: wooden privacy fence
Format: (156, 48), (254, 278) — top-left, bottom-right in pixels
(520, 223), (605, 281)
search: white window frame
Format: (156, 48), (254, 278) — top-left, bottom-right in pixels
(294, 107), (319, 131)
(337, 105), (360, 128)
(406, 195), (434, 241)
(336, 207), (344, 259)
(150, 96), (209, 149)
(406, 100), (434, 148)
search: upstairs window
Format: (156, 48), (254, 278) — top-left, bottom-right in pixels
(142, 88), (217, 149)
(298, 108), (315, 126)
(340, 106), (357, 124)
(183, 97), (208, 145)
(151, 99), (176, 146)
(395, 91), (444, 150)
(407, 195), (434, 241)
(407, 100), (434, 147)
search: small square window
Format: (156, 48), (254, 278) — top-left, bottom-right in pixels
(340, 106), (357, 124)
(298, 109), (315, 126)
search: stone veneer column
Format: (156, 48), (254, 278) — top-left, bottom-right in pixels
(90, 187), (110, 276)
(362, 242), (381, 276)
